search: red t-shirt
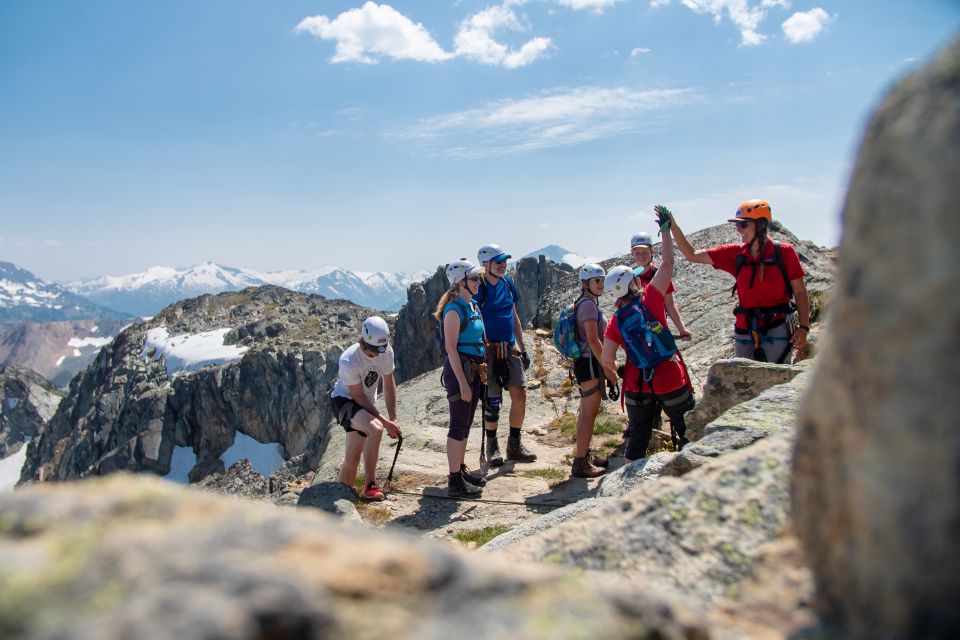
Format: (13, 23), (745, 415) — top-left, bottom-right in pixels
(706, 242), (804, 330)
(604, 285), (689, 395)
(636, 265), (676, 295)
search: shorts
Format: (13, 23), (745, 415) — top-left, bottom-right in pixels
(733, 322), (792, 364)
(486, 353), (526, 396)
(330, 395), (367, 437)
(573, 356), (602, 385)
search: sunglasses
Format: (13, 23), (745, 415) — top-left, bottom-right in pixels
(734, 220), (754, 229)
(491, 258), (508, 265)
(466, 275), (482, 282)
(587, 277), (604, 285)
(362, 341), (387, 354)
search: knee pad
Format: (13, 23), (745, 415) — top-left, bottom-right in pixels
(483, 394), (502, 422)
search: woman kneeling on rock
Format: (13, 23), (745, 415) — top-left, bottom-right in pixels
(436, 259), (488, 498)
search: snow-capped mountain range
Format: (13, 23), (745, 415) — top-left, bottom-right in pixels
(0, 262), (130, 326)
(67, 262), (429, 316)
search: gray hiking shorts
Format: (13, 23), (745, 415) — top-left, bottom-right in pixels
(486, 353), (526, 397)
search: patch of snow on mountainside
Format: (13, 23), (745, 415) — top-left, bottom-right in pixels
(142, 327), (248, 375)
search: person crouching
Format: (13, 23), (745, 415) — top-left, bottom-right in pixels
(331, 316), (402, 501)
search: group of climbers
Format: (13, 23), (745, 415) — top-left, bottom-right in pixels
(330, 199), (810, 499)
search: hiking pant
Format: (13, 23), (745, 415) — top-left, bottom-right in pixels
(443, 356), (482, 441)
(624, 386), (694, 461)
(733, 322), (792, 364)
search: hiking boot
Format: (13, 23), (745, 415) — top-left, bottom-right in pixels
(364, 482), (385, 501)
(571, 456), (606, 478)
(448, 474), (482, 499)
(588, 450), (609, 468)
(460, 464), (487, 487)
(485, 432), (504, 467)
(610, 441), (627, 458)
(506, 435), (537, 463)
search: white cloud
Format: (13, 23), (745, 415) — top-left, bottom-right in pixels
(555, 0), (625, 13)
(651, 0), (797, 47)
(295, 2), (452, 64)
(782, 8), (833, 44)
(337, 107), (367, 120)
(44, 240), (61, 247)
(454, 5), (552, 68)
(399, 85), (695, 158)
(296, 2), (551, 68)
(630, 47), (651, 57)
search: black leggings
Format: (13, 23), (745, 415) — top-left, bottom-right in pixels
(624, 385), (694, 460)
(443, 356), (482, 441)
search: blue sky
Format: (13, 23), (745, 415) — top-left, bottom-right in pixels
(2, 1), (958, 281)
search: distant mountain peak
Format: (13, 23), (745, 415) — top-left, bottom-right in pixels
(520, 245), (597, 269)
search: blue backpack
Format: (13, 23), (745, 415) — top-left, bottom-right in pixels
(614, 298), (677, 380)
(554, 296), (590, 359)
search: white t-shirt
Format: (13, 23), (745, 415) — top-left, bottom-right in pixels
(331, 343), (395, 406)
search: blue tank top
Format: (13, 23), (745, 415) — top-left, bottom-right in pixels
(443, 299), (485, 358)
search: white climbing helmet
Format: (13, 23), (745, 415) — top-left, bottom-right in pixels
(579, 263), (606, 281)
(630, 232), (653, 248)
(604, 265), (636, 298)
(445, 259), (481, 286)
(361, 316), (390, 352)
(477, 244), (511, 265)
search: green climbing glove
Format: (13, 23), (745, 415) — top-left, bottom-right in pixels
(654, 205), (672, 235)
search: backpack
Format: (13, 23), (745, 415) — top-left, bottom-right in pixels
(553, 296), (590, 359)
(476, 274), (519, 310)
(434, 298), (471, 358)
(734, 243), (794, 298)
(614, 298), (677, 375)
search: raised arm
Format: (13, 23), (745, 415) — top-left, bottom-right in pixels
(650, 206), (674, 295)
(671, 216), (714, 266)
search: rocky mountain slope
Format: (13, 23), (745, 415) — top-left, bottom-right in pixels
(0, 319), (130, 387)
(18, 286), (371, 485)
(533, 221), (837, 382)
(0, 366), (64, 490)
(0, 261), (129, 326)
(69, 261), (425, 315)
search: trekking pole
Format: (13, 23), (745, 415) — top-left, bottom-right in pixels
(479, 363), (488, 467)
(386, 435), (403, 488)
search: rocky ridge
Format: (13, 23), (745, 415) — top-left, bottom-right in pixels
(0, 366), (64, 460)
(18, 286), (371, 485)
(0, 319), (130, 388)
